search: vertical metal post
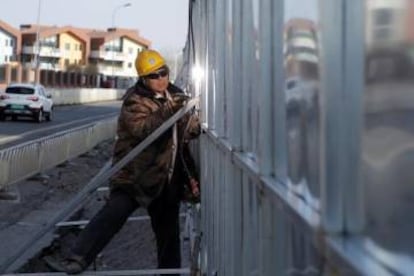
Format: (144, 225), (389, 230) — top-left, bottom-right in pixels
(240, 0), (253, 152)
(224, 0), (233, 140)
(223, 151), (232, 275)
(207, 0), (216, 131)
(272, 0), (287, 180)
(201, 1), (208, 126)
(233, 165), (243, 276)
(258, 0), (274, 176)
(215, 144), (222, 276)
(259, 195), (279, 275)
(199, 135), (208, 274)
(320, 0), (346, 233)
(343, 0), (365, 233)
(241, 174), (251, 275)
(214, 0), (226, 137)
(229, 0), (242, 149)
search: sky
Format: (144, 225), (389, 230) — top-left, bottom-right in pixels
(285, 0), (318, 22)
(0, 0), (189, 52)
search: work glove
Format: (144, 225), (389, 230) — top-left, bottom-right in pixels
(182, 177), (200, 204)
(170, 93), (190, 112)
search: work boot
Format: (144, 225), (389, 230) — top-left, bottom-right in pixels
(43, 255), (85, 274)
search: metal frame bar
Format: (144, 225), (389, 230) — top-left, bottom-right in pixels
(222, 150), (232, 275)
(214, 0), (225, 137)
(343, 0), (365, 234)
(272, 0), (287, 181)
(199, 134), (208, 274)
(240, 0), (253, 153)
(229, 0), (242, 149)
(223, 0), (233, 140)
(2, 267), (191, 275)
(55, 213), (187, 227)
(206, 0), (216, 130)
(320, 0), (346, 233)
(258, 0), (273, 176)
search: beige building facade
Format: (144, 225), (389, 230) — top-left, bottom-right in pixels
(0, 21), (150, 78)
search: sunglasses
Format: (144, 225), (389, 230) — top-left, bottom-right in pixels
(146, 68), (169, 80)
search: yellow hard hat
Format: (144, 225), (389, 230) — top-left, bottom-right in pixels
(135, 49), (166, 76)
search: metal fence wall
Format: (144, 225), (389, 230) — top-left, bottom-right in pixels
(188, 0), (412, 275)
(0, 118), (117, 190)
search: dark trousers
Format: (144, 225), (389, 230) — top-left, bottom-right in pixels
(70, 185), (181, 273)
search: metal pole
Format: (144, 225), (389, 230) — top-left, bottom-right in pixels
(111, 3), (131, 87)
(34, 0), (42, 83)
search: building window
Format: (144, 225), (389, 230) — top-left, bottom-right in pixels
(374, 8), (393, 26)
(372, 8), (394, 42)
(5, 40), (8, 46)
(79, 44), (83, 51)
(65, 59), (70, 66)
(128, 47), (133, 54)
(128, 62), (132, 68)
(65, 43), (70, 50)
(5, 56), (8, 62)
(374, 28), (392, 41)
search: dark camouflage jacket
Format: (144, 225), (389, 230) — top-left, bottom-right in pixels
(110, 80), (200, 206)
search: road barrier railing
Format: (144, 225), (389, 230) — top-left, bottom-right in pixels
(0, 118), (117, 191)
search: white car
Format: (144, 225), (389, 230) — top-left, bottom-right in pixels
(0, 83), (53, 122)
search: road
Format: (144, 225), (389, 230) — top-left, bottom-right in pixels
(0, 101), (122, 149)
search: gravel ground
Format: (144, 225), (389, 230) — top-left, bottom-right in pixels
(0, 140), (191, 274)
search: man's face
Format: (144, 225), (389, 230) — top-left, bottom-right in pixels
(145, 67), (169, 93)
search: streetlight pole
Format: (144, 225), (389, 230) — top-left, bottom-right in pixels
(111, 3), (131, 86)
(34, 0), (42, 83)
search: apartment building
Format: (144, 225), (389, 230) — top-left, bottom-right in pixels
(12, 23), (150, 78)
(284, 18), (319, 79)
(365, 0), (406, 48)
(87, 28), (151, 77)
(20, 25), (90, 70)
(365, 0), (414, 80)
(0, 20), (21, 64)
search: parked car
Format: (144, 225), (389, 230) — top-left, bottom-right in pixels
(0, 83), (53, 122)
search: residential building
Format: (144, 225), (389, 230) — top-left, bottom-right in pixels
(365, 0), (406, 48)
(20, 24), (89, 70)
(284, 18), (319, 79)
(365, 0), (414, 80)
(87, 28), (150, 77)
(0, 20), (21, 64)
(18, 24), (151, 77)
(0, 20), (152, 85)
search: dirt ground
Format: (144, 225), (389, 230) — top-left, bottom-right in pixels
(0, 140), (191, 274)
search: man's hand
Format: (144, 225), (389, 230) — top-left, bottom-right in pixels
(189, 178), (200, 198)
(170, 94), (190, 112)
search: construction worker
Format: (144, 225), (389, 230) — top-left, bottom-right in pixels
(44, 49), (200, 274)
